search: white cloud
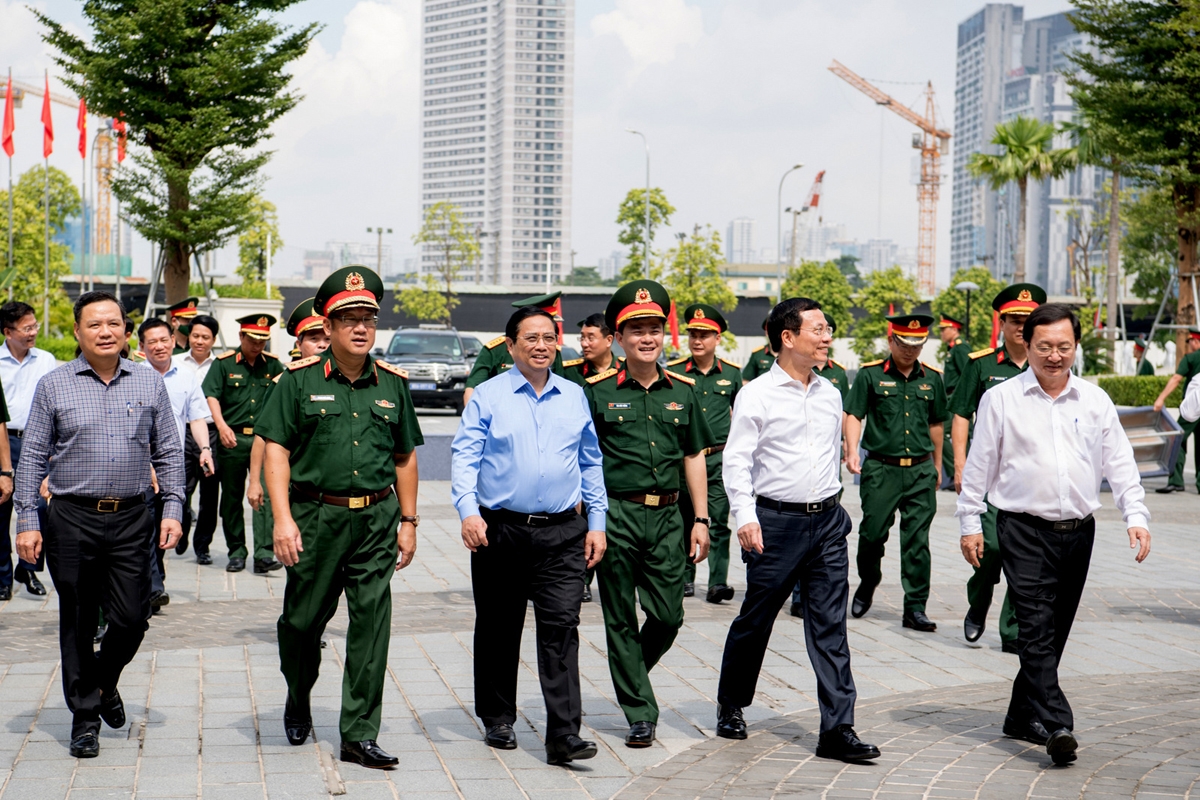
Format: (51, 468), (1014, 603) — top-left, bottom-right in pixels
(589, 0), (704, 75)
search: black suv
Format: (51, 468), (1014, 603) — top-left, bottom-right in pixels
(375, 327), (470, 414)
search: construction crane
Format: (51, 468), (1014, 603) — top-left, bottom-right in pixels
(828, 60), (951, 296)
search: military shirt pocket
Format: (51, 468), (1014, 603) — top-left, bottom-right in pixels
(304, 402), (342, 444)
(602, 409), (635, 424)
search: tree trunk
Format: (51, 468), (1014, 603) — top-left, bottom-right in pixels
(1105, 166), (1121, 344)
(1014, 178), (1028, 283)
(1174, 183), (1200, 366)
(164, 178), (191, 304)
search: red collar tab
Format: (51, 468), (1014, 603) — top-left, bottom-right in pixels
(323, 359), (333, 379)
(616, 369), (627, 386)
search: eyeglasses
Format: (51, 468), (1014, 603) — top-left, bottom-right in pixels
(519, 333), (558, 346)
(5, 325), (37, 335)
(333, 315), (378, 329)
(1032, 343), (1075, 357)
(794, 325), (832, 338)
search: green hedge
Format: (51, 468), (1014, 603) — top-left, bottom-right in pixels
(1098, 375), (1182, 407)
(39, 336), (80, 362)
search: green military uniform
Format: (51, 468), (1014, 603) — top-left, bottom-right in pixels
(813, 358), (849, 400)
(741, 316), (774, 382)
(466, 292), (567, 388)
(1137, 356), (1154, 376)
(940, 317), (971, 489)
(202, 317), (284, 566)
(562, 353), (621, 387)
(258, 267), (423, 745)
(585, 281), (715, 731)
(847, 315), (946, 620)
(1166, 346), (1200, 489)
(168, 298), (200, 356)
(666, 303), (740, 600)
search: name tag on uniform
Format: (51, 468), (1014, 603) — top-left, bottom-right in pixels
(375, 399), (396, 409)
(989, 376), (1007, 382)
(229, 373), (244, 379)
(310, 394), (335, 402)
(608, 402), (631, 409)
(879, 380), (896, 387)
(716, 379), (732, 386)
(664, 402), (685, 411)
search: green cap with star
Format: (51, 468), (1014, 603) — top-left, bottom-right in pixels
(605, 279), (671, 332)
(286, 297), (325, 338)
(886, 313), (934, 346)
(992, 283), (1046, 316)
(682, 303), (727, 334)
(315, 265), (384, 317)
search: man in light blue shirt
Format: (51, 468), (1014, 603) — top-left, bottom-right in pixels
(451, 306), (606, 767)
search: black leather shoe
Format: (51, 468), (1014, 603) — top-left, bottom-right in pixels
(964, 607), (986, 642)
(716, 705), (747, 740)
(69, 731), (100, 758)
(340, 739), (398, 769)
(1003, 715), (1049, 746)
(1002, 640), (1020, 654)
(546, 733), (597, 765)
(625, 721), (656, 748)
(94, 624), (107, 644)
(706, 584), (735, 604)
(197, 553), (213, 565)
(150, 591), (170, 610)
(1156, 484), (1183, 494)
(1046, 728), (1078, 765)
(226, 558), (246, 573)
(15, 567), (46, 596)
(484, 723), (517, 750)
(851, 585), (873, 618)
(902, 610), (937, 632)
(683, 582), (695, 598)
(284, 694), (311, 745)
(581, 584), (592, 603)
(175, 529), (189, 556)
(789, 602), (803, 619)
(0, 584), (11, 601)
(254, 558), (283, 574)
(99, 689), (126, 729)
(815, 724), (880, 762)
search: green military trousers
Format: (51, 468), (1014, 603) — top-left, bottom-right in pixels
(855, 458), (937, 613)
(679, 479), (732, 588)
(277, 491), (400, 741)
(597, 497), (686, 725)
(217, 431), (274, 561)
(965, 500), (1018, 644)
(1168, 415), (1200, 490)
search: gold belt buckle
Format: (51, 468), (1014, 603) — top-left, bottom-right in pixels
(242, 427), (254, 435)
(644, 494), (660, 507)
(899, 457), (912, 467)
(97, 499), (120, 513)
(348, 495), (367, 509)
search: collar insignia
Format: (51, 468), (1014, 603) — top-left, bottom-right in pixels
(346, 272), (365, 291)
(664, 401), (685, 411)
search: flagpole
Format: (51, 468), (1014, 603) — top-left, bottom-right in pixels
(43, 70), (50, 335)
(6, 67), (12, 277)
(115, 201), (121, 301)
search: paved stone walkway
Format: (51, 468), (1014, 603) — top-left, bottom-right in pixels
(0, 459), (1197, 799)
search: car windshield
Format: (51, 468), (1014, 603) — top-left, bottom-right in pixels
(388, 332), (462, 357)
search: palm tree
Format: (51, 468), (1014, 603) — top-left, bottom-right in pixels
(968, 116), (1075, 283)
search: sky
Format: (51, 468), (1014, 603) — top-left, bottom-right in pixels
(1, 0), (1072, 286)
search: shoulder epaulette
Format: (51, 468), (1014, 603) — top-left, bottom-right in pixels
(562, 357), (584, 368)
(216, 350), (237, 360)
(720, 357), (742, 369)
(827, 358), (844, 370)
(486, 335), (507, 349)
(969, 347), (996, 360)
(263, 351), (280, 360)
(921, 361), (943, 374)
(286, 355), (320, 371)
(377, 360), (409, 380)
(668, 372), (696, 386)
(666, 356), (689, 366)
(586, 368), (618, 385)
(272, 373), (283, 384)
(753, 345), (768, 354)
(132, 350), (145, 360)
(860, 359), (884, 368)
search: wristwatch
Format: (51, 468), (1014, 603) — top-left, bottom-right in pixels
(400, 515), (421, 527)
(694, 516), (711, 527)
(0, 470), (12, 478)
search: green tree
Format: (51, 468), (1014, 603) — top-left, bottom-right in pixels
(967, 116), (1074, 282)
(236, 196), (282, 291)
(930, 266), (1007, 352)
(616, 188), (674, 283)
(402, 202), (479, 324)
(37, 1), (320, 304)
(850, 265), (920, 361)
(781, 260), (853, 335)
(561, 266), (603, 286)
(662, 225), (738, 345)
(1120, 186), (1175, 327)
(834, 254), (862, 290)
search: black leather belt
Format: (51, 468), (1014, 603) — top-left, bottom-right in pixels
(8, 429), (22, 438)
(1003, 510), (1094, 532)
(56, 494), (144, 513)
(867, 452), (932, 467)
(609, 491), (680, 508)
(482, 507), (579, 527)
(703, 444), (725, 456)
(756, 494), (839, 514)
(293, 485), (392, 509)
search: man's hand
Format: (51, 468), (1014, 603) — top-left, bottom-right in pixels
(247, 479), (264, 511)
(935, 467), (943, 488)
(1128, 526), (1151, 563)
(396, 521), (417, 571)
(15, 530), (41, 564)
(217, 423), (237, 449)
(954, 465), (964, 494)
(846, 448), (861, 475)
(275, 517), (304, 566)
(38, 476), (50, 501)
(199, 450), (215, 477)
(960, 533), (984, 567)
(461, 515), (488, 552)
(584, 529), (606, 569)
(0, 475), (12, 505)
(737, 522), (764, 554)
(1153, 398), (1165, 413)
(150, 467), (159, 495)
(159, 519), (183, 550)
(688, 523), (710, 564)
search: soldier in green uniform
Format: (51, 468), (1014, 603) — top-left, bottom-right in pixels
(938, 316), (970, 490)
(666, 304), (739, 603)
(741, 316), (775, 384)
(1134, 338), (1155, 376)
(950, 283), (1045, 650)
(844, 314), (946, 632)
(166, 297), (200, 355)
(203, 314), (285, 573)
(1153, 329), (1200, 492)
(585, 280), (715, 748)
(260, 266), (422, 769)
(813, 313), (849, 400)
(465, 292), (566, 404)
(563, 312), (621, 388)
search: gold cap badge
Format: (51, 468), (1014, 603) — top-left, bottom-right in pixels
(694, 308), (706, 319)
(1018, 289), (1031, 301)
(635, 288), (651, 303)
(908, 320), (920, 329)
(346, 272), (365, 292)
(257, 317), (268, 327)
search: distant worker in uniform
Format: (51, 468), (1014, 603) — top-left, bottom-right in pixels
(584, 279), (714, 748)
(844, 314), (946, 632)
(1133, 338), (1154, 376)
(563, 313), (620, 388)
(938, 315), (970, 490)
(667, 304), (740, 603)
(1153, 329), (1200, 493)
(741, 316), (775, 384)
(465, 292), (566, 404)
(260, 266), (422, 769)
(949, 283), (1045, 650)
(165, 297), (200, 355)
(203, 314), (284, 573)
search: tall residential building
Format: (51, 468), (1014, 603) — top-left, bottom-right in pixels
(726, 218), (756, 263)
(419, 0), (574, 286)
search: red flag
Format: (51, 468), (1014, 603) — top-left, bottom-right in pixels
(76, 98), (87, 158)
(990, 310), (1000, 349)
(2, 77), (14, 158)
(41, 75), (53, 158)
(113, 115), (127, 162)
(669, 299), (680, 350)
(886, 302), (894, 336)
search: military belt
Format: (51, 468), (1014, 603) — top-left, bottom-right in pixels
(241, 427), (254, 436)
(756, 494), (839, 515)
(609, 491), (680, 508)
(1001, 510), (1094, 533)
(56, 494), (144, 513)
(702, 444), (726, 456)
(293, 484), (393, 509)
(866, 452), (932, 468)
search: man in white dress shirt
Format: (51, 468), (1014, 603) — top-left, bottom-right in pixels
(715, 297), (879, 763)
(171, 315), (221, 562)
(956, 303), (1151, 766)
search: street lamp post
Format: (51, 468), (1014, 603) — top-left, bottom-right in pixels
(776, 164), (804, 302)
(956, 280), (980, 344)
(626, 129), (650, 278)
(366, 227), (392, 276)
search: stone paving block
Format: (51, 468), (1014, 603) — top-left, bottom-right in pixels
(192, 785), (265, 800)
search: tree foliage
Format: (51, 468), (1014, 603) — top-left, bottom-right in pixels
(833, 254), (862, 290)
(930, 266), (1007, 353)
(236, 195), (282, 295)
(1120, 186), (1176, 325)
(850, 266), (920, 361)
(781, 260), (853, 335)
(662, 225), (738, 346)
(402, 202), (479, 324)
(37, 0), (320, 303)
(616, 188), (675, 284)
(561, 266), (604, 286)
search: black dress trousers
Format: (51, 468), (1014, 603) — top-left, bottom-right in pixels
(184, 423), (220, 555)
(718, 503), (857, 733)
(472, 509), (587, 739)
(45, 499), (153, 736)
(997, 510), (1095, 733)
